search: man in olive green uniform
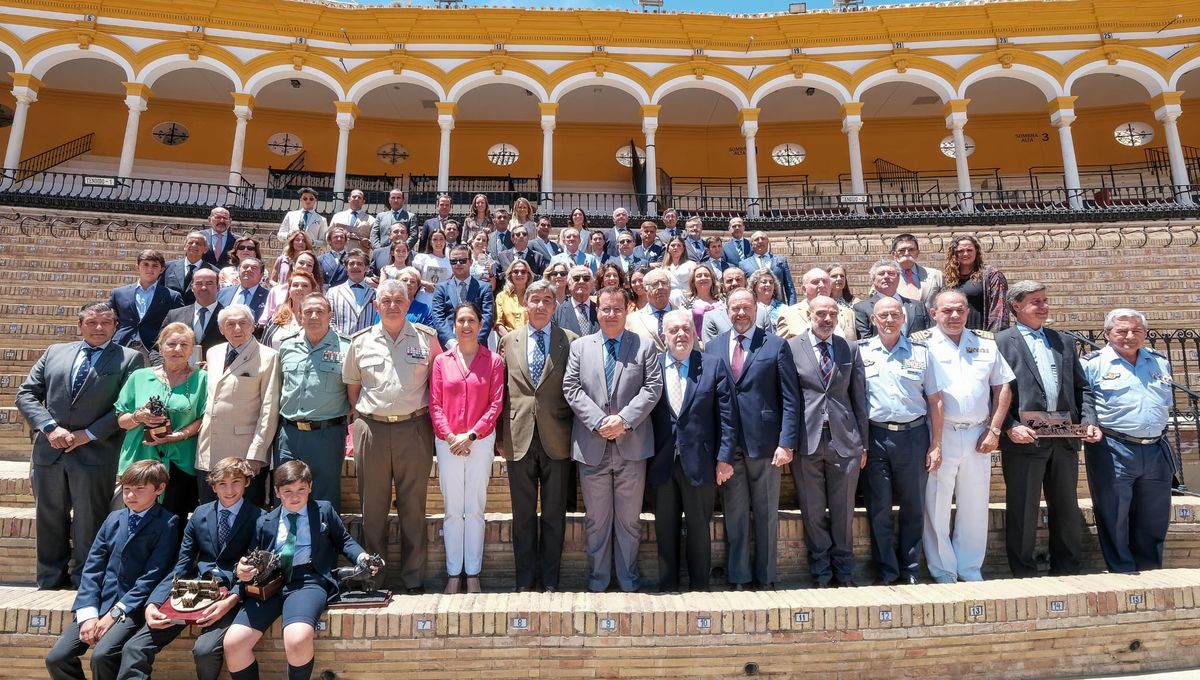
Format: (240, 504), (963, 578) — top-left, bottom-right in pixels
(343, 279), (441, 594)
(275, 293), (351, 511)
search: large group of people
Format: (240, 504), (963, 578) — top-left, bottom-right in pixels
(14, 189), (1179, 680)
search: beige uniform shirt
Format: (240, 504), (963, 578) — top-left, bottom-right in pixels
(342, 322), (441, 418)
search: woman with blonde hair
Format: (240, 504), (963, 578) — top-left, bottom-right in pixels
(543, 261), (570, 303)
(510, 197), (536, 232)
(749, 268), (784, 332)
(941, 234), (1009, 331)
(493, 259), (533, 338)
(270, 230), (313, 286)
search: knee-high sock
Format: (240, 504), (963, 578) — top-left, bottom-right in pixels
(288, 658), (315, 680)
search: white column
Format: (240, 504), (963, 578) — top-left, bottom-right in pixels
(332, 102), (357, 210)
(1049, 97), (1082, 210)
(2, 76), (39, 173)
(117, 84), (150, 178)
(227, 94), (254, 190)
(1153, 93), (1192, 206)
(842, 103), (866, 214)
(435, 102), (457, 194)
(945, 100), (974, 213)
(740, 110), (761, 218)
(540, 102), (557, 210)
(642, 106), (659, 216)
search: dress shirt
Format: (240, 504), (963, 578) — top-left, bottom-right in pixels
(1082, 345), (1173, 438)
(133, 282), (158, 319)
(665, 355), (689, 419)
(1016, 321), (1059, 408)
(233, 285), (260, 307)
(527, 324), (551, 369)
(275, 507), (312, 567)
(861, 335), (948, 422)
(925, 327), (1015, 424)
(727, 330), (751, 367)
(194, 302), (218, 335)
(809, 331), (835, 364)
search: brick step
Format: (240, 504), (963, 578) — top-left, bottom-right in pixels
(0, 571), (1198, 679)
(0, 499), (1195, 590)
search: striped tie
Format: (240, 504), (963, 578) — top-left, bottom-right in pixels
(818, 340), (834, 388)
(604, 338), (618, 394)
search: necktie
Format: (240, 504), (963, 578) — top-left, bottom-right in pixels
(517, 251), (526, 261)
(1032, 329), (1060, 409)
(184, 263), (195, 292)
(736, 240), (745, 259)
(225, 347), (239, 372)
(653, 309), (666, 339)
(732, 334), (746, 379)
(280, 512), (299, 581)
(458, 280), (468, 301)
(350, 210), (358, 224)
(604, 338), (618, 394)
(71, 345), (98, 398)
(195, 306), (208, 341)
(904, 268), (916, 286)
(128, 512), (141, 534)
(531, 329), (546, 385)
(393, 210), (402, 221)
(239, 288), (251, 306)
(576, 303), (591, 334)
(818, 340), (834, 388)
(300, 211), (311, 230)
(214, 233), (224, 257)
(218, 508), (232, 550)
(667, 361), (684, 416)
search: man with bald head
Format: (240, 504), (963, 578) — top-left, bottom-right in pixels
(853, 259), (932, 339)
(162, 231), (218, 305)
(776, 268), (857, 341)
(626, 269), (674, 352)
(201, 207), (240, 269)
(700, 267), (770, 345)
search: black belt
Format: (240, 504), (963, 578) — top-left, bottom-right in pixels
(283, 416), (347, 432)
(869, 416), (926, 432)
(1100, 427), (1163, 446)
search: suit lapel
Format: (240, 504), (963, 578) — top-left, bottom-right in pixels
(307, 502), (323, 563)
(793, 331), (821, 389)
(263, 506), (283, 551)
(513, 328), (533, 386)
(1013, 330), (1046, 396)
(678, 353), (701, 413)
(74, 343), (117, 403)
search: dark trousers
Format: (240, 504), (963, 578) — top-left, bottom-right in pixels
(276, 421), (348, 513)
(721, 451), (781, 586)
(1085, 437), (1175, 573)
(115, 608), (236, 680)
(654, 459), (716, 592)
(1002, 444), (1083, 577)
(198, 466), (268, 509)
(46, 615), (141, 680)
(865, 424), (929, 583)
(791, 428), (861, 585)
(507, 433), (570, 589)
(32, 456), (115, 589)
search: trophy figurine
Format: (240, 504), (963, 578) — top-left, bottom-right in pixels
(141, 395), (173, 445)
(241, 549), (283, 601)
(330, 554), (390, 608)
(158, 576), (228, 624)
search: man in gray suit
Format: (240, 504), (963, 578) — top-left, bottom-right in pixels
(787, 296), (869, 588)
(563, 286), (663, 592)
(16, 302), (144, 589)
(701, 267), (770, 345)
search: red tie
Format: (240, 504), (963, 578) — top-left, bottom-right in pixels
(732, 334), (746, 379)
(904, 269), (916, 286)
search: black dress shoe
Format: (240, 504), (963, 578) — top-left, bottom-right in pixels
(902, 575), (919, 585)
(543, 586), (557, 593)
(838, 579), (860, 588)
(732, 583), (748, 592)
(757, 582), (777, 591)
(515, 586), (532, 593)
(405, 586), (426, 595)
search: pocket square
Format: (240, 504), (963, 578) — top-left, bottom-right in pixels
(321, 522), (328, 533)
(239, 372), (251, 377)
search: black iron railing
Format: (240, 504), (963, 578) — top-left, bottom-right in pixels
(15, 133), (94, 182)
(407, 174), (541, 208)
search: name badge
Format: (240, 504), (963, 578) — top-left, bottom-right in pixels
(966, 346), (989, 354)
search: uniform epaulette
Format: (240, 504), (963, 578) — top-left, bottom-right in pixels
(332, 330), (351, 343)
(856, 338), (871, 346)
(412, 322), (437, 336)
(1082, 349), (1102, 361)
(1145, 347), (1168, 359)
(970, 329), (994, 340)
(278, 329), (302, 342)
(350, 327), (373, 339)
(908, 329), (933, 342)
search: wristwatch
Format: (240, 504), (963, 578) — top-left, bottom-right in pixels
(467, 432), (477, 442)
(108, 605), (127, 623)
(988, 426), (1002, 436)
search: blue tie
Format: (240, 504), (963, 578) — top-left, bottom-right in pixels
(218, 508), (232, 550)
(128, 511), (141, 535)
(1032, 329), (1060, 409)
(604, 338), (618, 394)
(530, 329), (546, 385)
(71, 346), (99, 398)
(653, 309), (666, 338)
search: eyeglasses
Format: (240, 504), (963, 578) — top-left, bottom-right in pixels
(236, 245), (257, 251)
(549, 271), (567, 277)
(570, 275), (592, 282)
(449, 258), (469, 265)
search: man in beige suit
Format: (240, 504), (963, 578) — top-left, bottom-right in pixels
(626, 269), (673, 352)
(497, 280), (578, 593)
(776, 268), (857, 341)
(892, 234), (943, 306)
(196, 304), (280, 508)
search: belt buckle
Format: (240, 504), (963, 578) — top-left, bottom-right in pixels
(385, 414), (401, 423)
(296, 421), (312, 432)
(887, 423), (901, 432)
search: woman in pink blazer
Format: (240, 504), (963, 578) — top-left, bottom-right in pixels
(429, 301), (505, 594)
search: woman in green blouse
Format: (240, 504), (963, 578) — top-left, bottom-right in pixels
(115, 321), (208, 520)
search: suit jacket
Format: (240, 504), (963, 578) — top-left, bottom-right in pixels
(775, 301), (857, 341)
(700, 305), (772, 345)
(610, 253), (648, 275)
(604, 226), (636, 257)
(722, 238), (752, 266)
(110, 283), (184, 348)
(529, 237), (561, 260)
(157, 302), (225, 357)
(16, 341), (144, 467)
(216, 286), (269, 325)
(73, 504), (178, 616)
(553, 298), (598, 337)
(701, 256), (732, 276)
(317, 250), (349, 288)
(896, 263), (944, 307)
(626, 306), (670, 353)
(649, 351), (735, 486)
(996, 325), (1096, 455)
(371, 209), (415, 249)
(632, 243), (664, 264)
(432, 277), (496, 346)
(487, 229), (515, 259)
(704, 327), (802, 459)
(496, 247), (550, 279)
(563, 330), (664, 465)
(852, 291), (932, 339)
(201, 228), (240, 269)
(738, 253), (797, 304)
(252, 500), (365, 595)
(149, 499), (263, 604)
(683, 238), (707, 262)
(498, 325), (578, 461)
(196, 339), (280, 470)
(161, 258), (219, 305)
(327, 281), (378, 336)
(787, 331), (868, 457)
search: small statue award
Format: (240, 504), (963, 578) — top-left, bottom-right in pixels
(158, 576), (229, 625)
(242, 549), (283, 601)
(1020, 411), (1089, 438)
(329, 554), (390, 608)
(141, 395), (173, 445)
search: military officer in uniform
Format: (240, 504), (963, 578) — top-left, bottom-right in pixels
(1082, 308), (1177, 573)
(275, 293), (351, 512)
(343, 279), (442, 594)
(913, 290), (1014, 583)
(860, 297), (948, 585)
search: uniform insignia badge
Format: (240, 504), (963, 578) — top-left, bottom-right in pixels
(902, 359), (926, 370)
(1102, 371), (1120, 380)
(323, 350), (344, 363)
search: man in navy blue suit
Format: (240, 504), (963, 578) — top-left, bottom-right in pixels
(201, 207), (240, 269)
(161, 232), (218, 305)
(317, 226), (350, 288)
(117, 457), (264, 680)
(216, 257), (269, 324)
(650, 310), (735, 593)
(682, 217), (707, 262)
(738, 231), (797, 304)
(432, 244), (495, 347)
(46, 460), (178, 680)
(704, 288), (802, 590)
(721, 216), (752, 267)
(109, 249), (184, 350)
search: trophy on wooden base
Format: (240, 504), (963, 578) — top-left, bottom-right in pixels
(242, 549), (283, 601)
(329, 554), (390, 608)
(158, 576), (229, 625)
(141, 395), (173, 445)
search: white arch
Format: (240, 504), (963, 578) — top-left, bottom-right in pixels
(447, 70), (548, 103)
(244, 64), (346, 100)
(136, 55), (244, 91)
(957, 64), (1064, 102)
(749, 74), (851, 108)
(650, 75), (750, 110)
(550, 72), (649, 106)
(852, 68), (956, 103)
(346, 70), (446, 104)
(26, 44), (134, 81)
(1064, 60), (1167, 97)
(1168, 56), (1200, 91)
(0, 38), (22, 72)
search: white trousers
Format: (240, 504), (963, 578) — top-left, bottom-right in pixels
(436, 432), (495, 576)
(923, 424), (991, 582)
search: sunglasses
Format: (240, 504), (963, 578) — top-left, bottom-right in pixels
(449, 258), (469, 265)
(236, 245), (257, 251)
(570, 275), (592, 282)
(549, 271), (567, 277)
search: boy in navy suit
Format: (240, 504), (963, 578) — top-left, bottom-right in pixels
(117, 457), (264, 680)
(224, 461), (379, 680)
(46, 460), (177, 680)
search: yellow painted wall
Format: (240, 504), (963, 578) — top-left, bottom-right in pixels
(4, 89), (1199, 186)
